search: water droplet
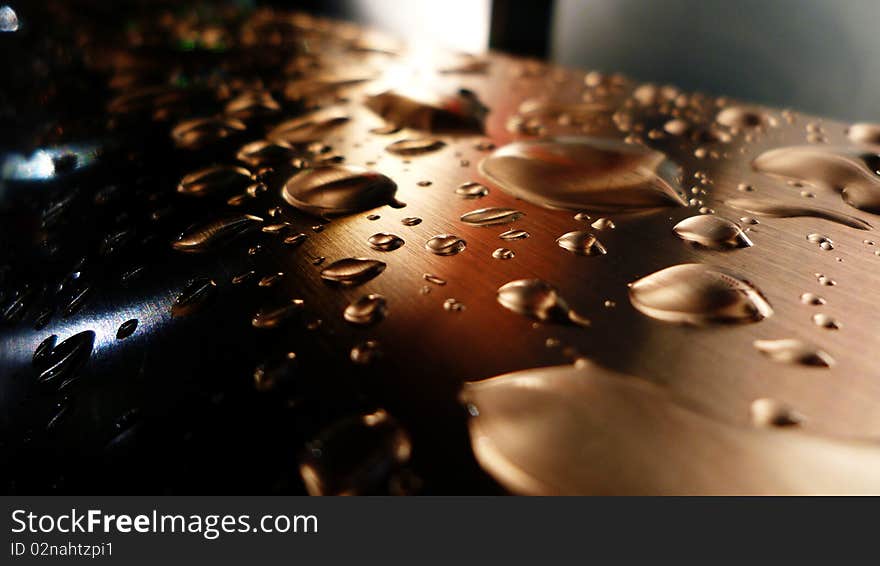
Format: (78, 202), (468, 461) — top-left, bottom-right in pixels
(385, 138), (446, 156)
(253, 352), (298, 393)
(425, 234), (466, 255)
(344, 294), (388, 325)
(499, 229), (529, 240)
(590, 217), (615, 230)
(812, 313), (841, 330)
(350, 340), (382, 365)
(252, 300), (305, 329)
(34, 330), (95, 389)
(496, 279), (590, 326)
(807, 233), (834, 250)
(725, 198), (871, 231)
(33, 335), (58, 367)
(752, 146), (880, 213)
(225, 90), (281, 120)
(672, 215), (752, 249)
(320, 258), (386, 286)
(480, 137), (687, 212)
(178, 165), (252, 197)
(283, 233), (308, 247)
(455, 182), (490, 199)
(401, 217), (422, 226)
(172, 215), (263, 252)
(365, 88), (487, 132)
(258, 273), (284, 287)
(715, 106), (773, 130)
(0, 5), (20, 32)
(492, 248), (515, 260)
(281, 165), (399, 216)
(460, 207), (524, 226)
(801, 293), (826, 305)
(172, 277), (217, 317)
(753, 339), (834, 367)
(368, 232), (404, 251)
(816, 273), (837, 286)
(116, 319), (138, 340)
(556, 231), (607, 256)
(299, 409), (410, 495)
(171, 117), (246, 149)
(232, 270), (256, 285)
(847, 123), (880, 145)
(236, 140), (298, 167)
(423, 273), (446, 286)
(629, 264), (772, 325)
(443, 298), (466, 312)
(751, 398), (803, 428)
(268, 109), (350, 144)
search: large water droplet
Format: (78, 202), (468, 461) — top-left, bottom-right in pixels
(172, 215), (263, 252)
(299, 409), (411, 495)
(725, 198), (871, 231)
(365, 88), (487, 132)
(178, 165), (252, 197)
(629, 264), (772, 324)
(344, 294), (388, 325)
(320, 258), (386, 286)
(496, 279), (590, 326)
(425, 234), (466, 255)
(753, 339), (834, 367)
(480, 137), (687, 212)
(556, 231), (607, 256)
(34, 330), (95, 389)
(460, 207), (524, 227)
(673, 215), (752, 249)
(752, 146), (880, 213)
(281, 165), (399, 216)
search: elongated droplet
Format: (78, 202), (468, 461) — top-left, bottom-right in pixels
(499, 229), (529, 240)
(456, 182), (489, 199)
(426, 234), (467, 255)
(460, 207), (524, 227)
(423, 273), (446, 285)
(320, 258), (386, 286)
(753, 339), (834, 367)
(365, 88), (487, 132)
(172, 215), (263, 252)
(236, 139), (298, 167)
(751, 398), (803, 427)
(725, 198), (871, 231)
(116, 319), (138, 340)
(629, 264), (772, 325)
(556, 231), (607, 256)
(344, 294), (388, 325)
(299, 409), (411, 495)
(368, 233), (404, 251)
(252, 300), (305, 329)
(497, 279), (589, 326)
(172, 278), (217, 317)
(673, 215), (752, 249)
(480, 137), (687, 212)
(35, 330), (95, 389)
(268, 109), (350, 144)
(752, 146), (880, 213)
(33, 335), (58, 367)
(178, 165), (252, 196)
(492, 248), (515, 260)
(590, 217), (615, 230)
(385, 138), (446, 156)
(281, 165), (398, 216)
(401, 217), (422, 226)
(172, 117), (246, 149)
(461, 362), (879, 495)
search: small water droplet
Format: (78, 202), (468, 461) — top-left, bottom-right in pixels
(443, 298), (466, 312)
(425, 234), (467, 255)
(172, 117), (246, 149)
(116, 319), (138, 340)
(401, 216), (422, 226)
(455, 182), (490, 199)
(253, 352), (298, 393)
(807, 233), (834, 250)
(423, 273), (446, 286)
(344, 294), (388, 325)
(725, 198), (871, 230)
(751, 398), (803, 427)
(629, 264), (772, 325)
(236, 139), (298, 167)
(283, 233), (308, 247)
(252, 300), (305, 329)
(320, 258), (386, 286)
(492, 247), (515, 260)
(232, 270), (256, 285)
(753, 339), (834, 367)
(385, 138), (446, 156)
(460, 207), (524, 226)
(556, 231), (607, 256)
(172, 277), (217, 317)
(800, 293), (826, 305)
(258, 273), (284, 287)
(496, 279), (590, 326)
(812, 313), (841, 330)
(350, 340), (382, 365)
(368, 232), (404, 251)
(178, 165), (252, 197)
(499, 229), (530, 240)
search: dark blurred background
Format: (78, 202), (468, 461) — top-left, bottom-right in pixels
(290, 0), (879, 122)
